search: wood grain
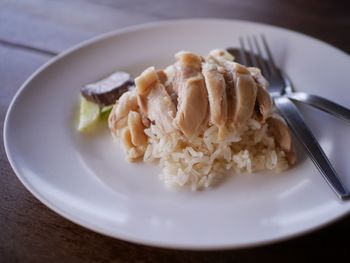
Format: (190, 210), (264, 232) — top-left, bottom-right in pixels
(0, 0), (159, 53)
(86, 0), (350, 53)
(1, 0), (349, 262)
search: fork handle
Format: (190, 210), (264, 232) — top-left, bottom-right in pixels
(286, 92), (350, 124)
(274, 96), (350, 200)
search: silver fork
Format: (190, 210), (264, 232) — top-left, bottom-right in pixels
(226, 49), (350, 123)
(239, 35), (350, 200)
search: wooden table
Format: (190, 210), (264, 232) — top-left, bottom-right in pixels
(1, 0), (349, 262)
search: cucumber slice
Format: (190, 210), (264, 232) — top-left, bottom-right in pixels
(101, 105), (113, 113)
(100, 105), (113, 120)
(77, 96), (100, 131)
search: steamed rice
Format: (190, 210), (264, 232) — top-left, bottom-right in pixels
(138, 118), (289, 190)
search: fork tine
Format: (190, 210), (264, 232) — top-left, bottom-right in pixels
(238, 37), (248, 66)
(261, 34), (277, 75)
(252, 35), (269, 78)
(246, 36), (258, 68)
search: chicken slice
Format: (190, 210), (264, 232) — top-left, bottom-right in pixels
(255, 84), (273, 122)
(173, 51), (209, 138)
(108, 89), (138, 134)
(248, 67), (269, 88)
(156, 70), (167, 84)
(219, 66), (236, 124)
(119, 111), (148, 162)
(121, 127), (133, 150)
(209, 51), (239, 124)
(266, 115), (296, 165)
(135, 67), (158, 113)
(164, 65), (176, 87)
(162, 65), (178, 107)
(234, 74), (257, 124)
(209, 49), (234, 62)
(127, 111), (147, 148)
(202, 61), (228, 137)
(135, 67), (176, 134)
(210, 50), (257, 126)
(121, 126), (144, 161)
(247, 67), (272, 122)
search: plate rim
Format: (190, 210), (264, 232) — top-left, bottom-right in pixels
(3, 18), (350, 250)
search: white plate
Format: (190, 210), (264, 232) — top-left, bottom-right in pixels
(4, 19), (350, 250)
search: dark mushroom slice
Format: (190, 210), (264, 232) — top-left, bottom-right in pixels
(81, 71), (134, 106)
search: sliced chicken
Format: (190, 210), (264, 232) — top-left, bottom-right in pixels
(202, 61), (228, 137)
(209, 49), (250, 76)
(156, 70), (167, 84)
(233, 74), (257, 124)
(164, 65), (176, 87)
(233, 63), (251, 75)
(108, 89), (138, 134)
(127, 111), (147, 148)
(247, 67), (272, 121)
(248, 67), (269, 89)
(173, 51), (209, 138)
(208, 50), (235, 122)
(117, 111), (148, 161)
(140, 111), (151, 128)
(209, 51), (235, 124)
(255, 84), (273, 122)
(121, 127), (133, 150)
(121, 126), (144, 161)
(135, 67), (176, 134)
(219, 66), (236, 124)
(210, 50), (258, 126)
(135, 67), (158, 113)
(209, 49), (234, 62)
(210, 50), (292, 162)
(266, 116), (296, 165)
(162, 65), (178, 107)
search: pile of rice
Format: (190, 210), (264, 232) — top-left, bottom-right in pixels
(141, 118), (288, 190)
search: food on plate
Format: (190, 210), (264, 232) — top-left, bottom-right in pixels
(107, 50), (296, 190)
(81, 71), (134, 106)
(77, 96), (101, 131)
(77, 71), (133, 130)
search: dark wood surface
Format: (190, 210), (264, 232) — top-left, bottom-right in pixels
(1, 0), (349, 262)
